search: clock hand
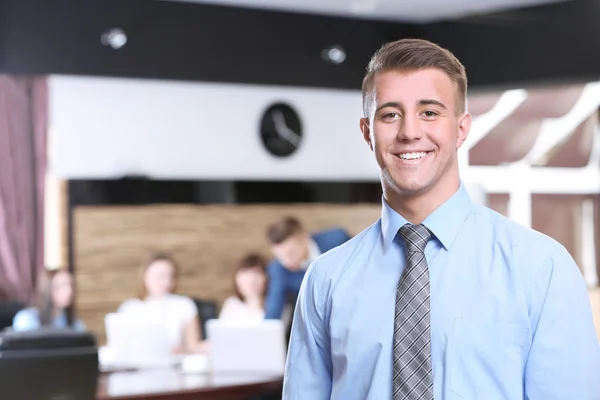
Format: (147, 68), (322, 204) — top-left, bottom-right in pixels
(272, 110), (301, 147)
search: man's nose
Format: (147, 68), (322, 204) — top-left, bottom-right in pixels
(396, 114), (423, 141)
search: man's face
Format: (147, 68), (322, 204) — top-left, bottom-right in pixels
(360, 69), (470, 199)
(271, 233), (309, 271)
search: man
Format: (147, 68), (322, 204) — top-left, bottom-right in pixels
(283, 38), (600, 399)
(264, 216), (350, 320)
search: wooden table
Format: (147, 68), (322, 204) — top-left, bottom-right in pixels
(97, 368), (283, 400)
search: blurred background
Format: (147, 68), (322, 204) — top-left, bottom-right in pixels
(0, 0), (599, 398)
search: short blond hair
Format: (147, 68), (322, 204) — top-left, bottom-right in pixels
(362, 38), (467, 117)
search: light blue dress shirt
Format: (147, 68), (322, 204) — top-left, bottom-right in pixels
(283, 183), (600, 400)
(12, 307), (86, 332)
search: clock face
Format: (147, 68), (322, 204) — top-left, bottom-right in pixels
(259, 103), (303, 157)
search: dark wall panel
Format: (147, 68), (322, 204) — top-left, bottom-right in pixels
(67, 179), (383, 205)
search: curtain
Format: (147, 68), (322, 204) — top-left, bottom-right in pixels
(0, 75), (48, 301)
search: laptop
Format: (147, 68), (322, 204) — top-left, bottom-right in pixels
(104, 312), (175, 369)
(205, 319), (286, 374)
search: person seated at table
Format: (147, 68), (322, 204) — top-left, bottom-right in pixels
(219, 253), (268, 322)
(12, 268), (86, 332)
(118, 253), (208, 354)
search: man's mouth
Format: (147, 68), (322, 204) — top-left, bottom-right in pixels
(396, 151), (429, 160)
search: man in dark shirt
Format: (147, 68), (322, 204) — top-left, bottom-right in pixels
(264, 216), (350, 320)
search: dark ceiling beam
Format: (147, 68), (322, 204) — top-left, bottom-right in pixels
(419, 0), (600, 91)
(0, 0), (418, 90)
(0, 0), (599, 90)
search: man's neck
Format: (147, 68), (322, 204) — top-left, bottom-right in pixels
(384, 178), (460, 224)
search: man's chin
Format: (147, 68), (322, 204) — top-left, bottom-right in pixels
(284, 264), (302, 271)
(385, 173), (430, 196)
(395, 183), (429, 195)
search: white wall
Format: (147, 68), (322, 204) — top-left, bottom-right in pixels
(49, 75), (379, 181)
(49, 75), (493, 205)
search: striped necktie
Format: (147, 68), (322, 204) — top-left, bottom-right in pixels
(393, 223), (434, 400)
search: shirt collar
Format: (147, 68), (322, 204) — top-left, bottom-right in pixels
(381, 181), (474, 251)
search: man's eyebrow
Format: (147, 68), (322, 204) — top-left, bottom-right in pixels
(374, 99), (447, 114)
(419, 99), (447, 109)
(374, 102), (402, 114)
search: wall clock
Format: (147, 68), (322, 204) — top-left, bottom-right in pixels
(259, 102), (303, 157)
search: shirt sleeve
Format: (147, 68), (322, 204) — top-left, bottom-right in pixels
(73, 318), (87, 332)
(525, 246), (600, 399)
(265, 264), (286, 319)
(283, 261), (332, 400)
(12, 308), (41, 332)
(339, 228), (352, 242)
(179, 296), (199, 324)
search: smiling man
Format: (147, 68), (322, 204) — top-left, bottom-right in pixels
(282, 39), (600, 400)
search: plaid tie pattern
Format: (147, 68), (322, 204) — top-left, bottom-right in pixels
(393, 223), (434, 400)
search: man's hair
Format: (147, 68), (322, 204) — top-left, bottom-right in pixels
(362, 38), (467, 117)
(267, 216), (303, 244)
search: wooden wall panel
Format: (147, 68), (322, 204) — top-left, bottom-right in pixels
(73, 204), (381, 344)
(60, 179), (68, 268)
(73, 198), (600, 344)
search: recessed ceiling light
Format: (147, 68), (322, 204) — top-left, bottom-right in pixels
(321, 45), (346, 65)
(101, 28), (127, 50)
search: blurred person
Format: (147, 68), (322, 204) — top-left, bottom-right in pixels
(219, 253), (268, 322)
(264, 216), (350, 320)
(283, 38), (600, 399)
(12, 268), (86, 332)
(118, 253), (208, 354)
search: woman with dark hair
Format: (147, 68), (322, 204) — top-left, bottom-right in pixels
(117, 253), (207, 354)
(12, 269), (85, 332)
(219, 253), (269, 322)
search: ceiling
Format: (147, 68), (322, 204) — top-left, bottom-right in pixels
(166, 0), (568, 22)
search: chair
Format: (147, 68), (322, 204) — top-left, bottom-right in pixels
(191, 298), (218, 337)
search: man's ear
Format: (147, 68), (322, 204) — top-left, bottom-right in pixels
(360, 118), (373, 151)
(456, 112), (471, 149)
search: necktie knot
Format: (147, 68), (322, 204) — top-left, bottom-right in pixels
(399, 224), (431, 254)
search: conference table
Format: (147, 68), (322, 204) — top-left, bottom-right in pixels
(96, 368), (283, 400)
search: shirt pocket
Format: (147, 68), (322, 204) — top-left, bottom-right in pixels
(450, 317), (531, 400)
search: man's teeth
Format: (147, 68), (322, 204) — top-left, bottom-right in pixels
(398, 152), (427, 160)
